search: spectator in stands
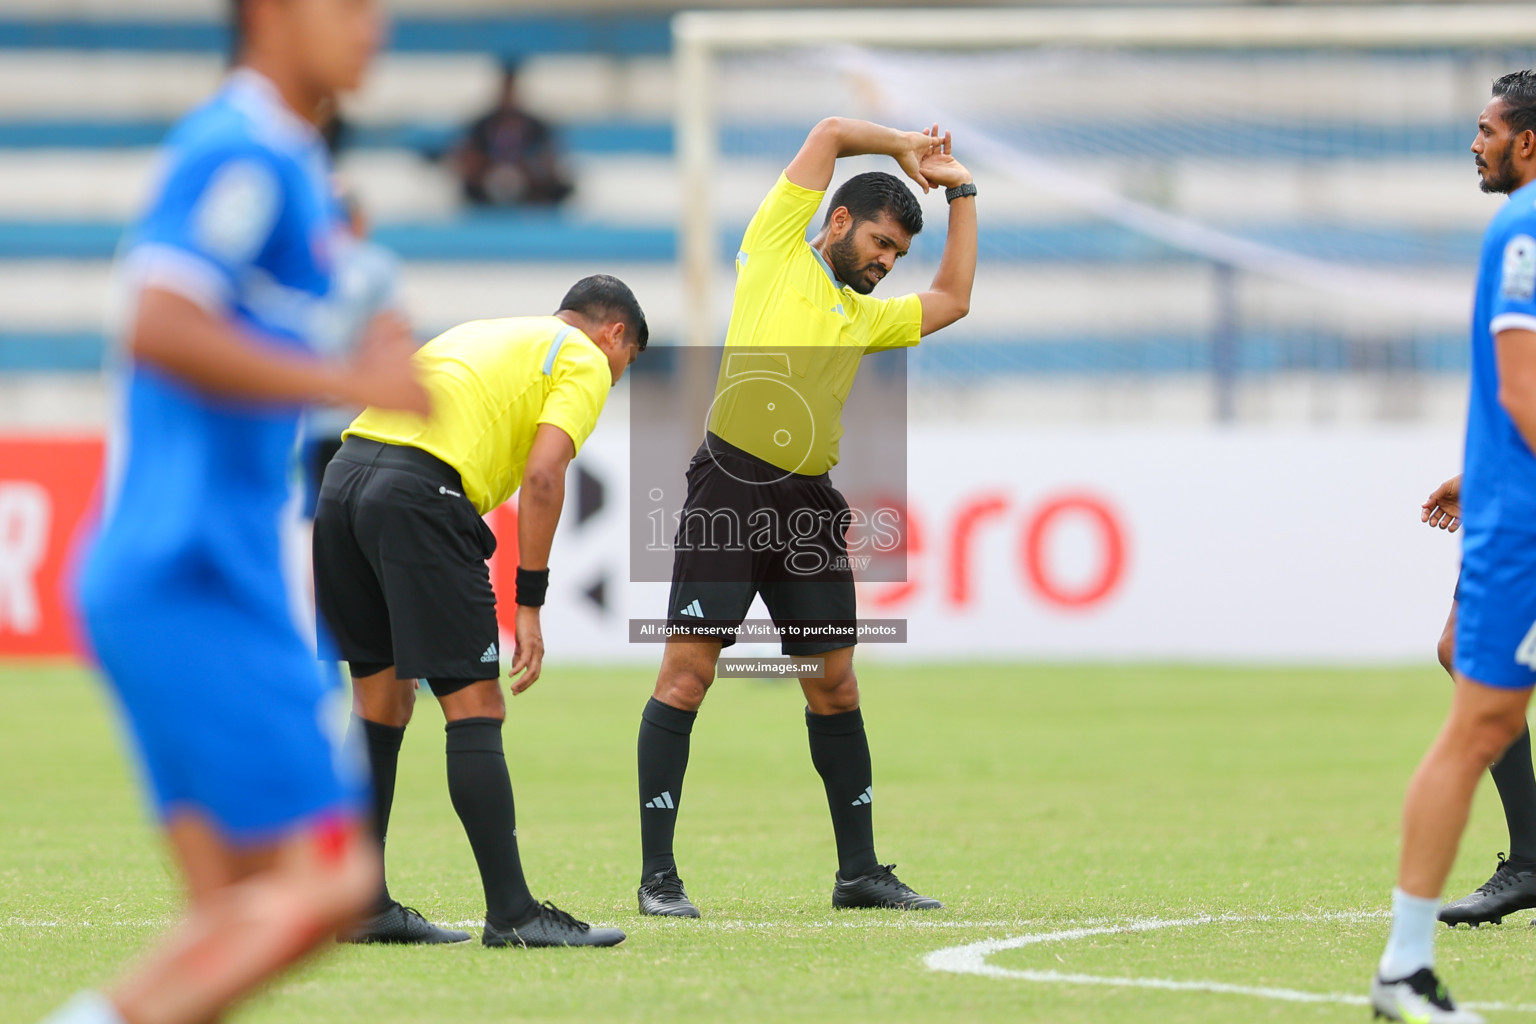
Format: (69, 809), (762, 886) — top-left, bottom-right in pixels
(451, 64), (574, 207)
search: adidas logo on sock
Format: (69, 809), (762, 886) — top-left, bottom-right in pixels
(480, 642), (499, 663)
(678, 599), (703, 618)
(644, 791), (675, 810)
(851, 786), (872, 807)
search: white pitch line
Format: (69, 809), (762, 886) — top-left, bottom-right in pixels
(450, 918), (1040, 930)
(923, 911), (1536, 1013)
(3, 916), (1046, 932)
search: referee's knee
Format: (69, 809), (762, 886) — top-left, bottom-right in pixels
(654, 669), (712, 712)
(804, 667), (860, 715)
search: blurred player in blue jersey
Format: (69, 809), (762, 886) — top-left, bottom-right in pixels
(40, 2), (427, 1023)
(1371, 71), (1536, 1024)
(1417, 472), (1536, 927)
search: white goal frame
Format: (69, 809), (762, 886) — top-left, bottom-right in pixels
(673, 4), (1536, 349)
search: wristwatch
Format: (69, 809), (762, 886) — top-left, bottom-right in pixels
(945, 182), (977, 203)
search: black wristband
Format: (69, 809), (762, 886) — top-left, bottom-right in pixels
(515, 567), (549, 607)
(945, 182), (977, 203)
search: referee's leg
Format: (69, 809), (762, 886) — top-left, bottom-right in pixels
(799, 647), (877, 879)
(348, 666), (416, 914)
(800, 648), (943, 909)
(430, 677), (540, 931)
(637, 638), (721, 886)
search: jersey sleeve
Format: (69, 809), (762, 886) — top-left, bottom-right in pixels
(125, 142), (287, 315)
(536, 345), (610, 455)
(737, 173), (825, 269)
(1492, 226), (1536, 336)
(860, 292), (924, 351)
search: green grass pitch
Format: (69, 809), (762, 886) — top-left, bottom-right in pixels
(4, 660), (1535, 1022)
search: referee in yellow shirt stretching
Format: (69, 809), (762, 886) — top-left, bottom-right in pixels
(636, 119), (976, 917)
(314, 275), (644, 948)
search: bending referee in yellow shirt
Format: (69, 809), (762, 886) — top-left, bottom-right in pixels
(636, 120), (976, 916)
(314, 275), (644, 948)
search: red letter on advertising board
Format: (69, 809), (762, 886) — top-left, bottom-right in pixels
(1021, 494), (1127, 609)
(948, 494), (1010, 607)
(0, 439), (103, 657)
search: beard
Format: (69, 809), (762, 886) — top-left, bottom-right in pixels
(1481, 147), (1520, 194)
(826, 233), (885, 295)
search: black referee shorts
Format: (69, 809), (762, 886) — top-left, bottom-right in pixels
(313, 437), (501, 692)
(667, 433), (857, 656)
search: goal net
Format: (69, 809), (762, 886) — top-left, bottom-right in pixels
(673, 6), (1536, 422)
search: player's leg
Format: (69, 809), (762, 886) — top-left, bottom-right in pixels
(1438, 601), (1457, 677)
(1398, 677), (1531, 901)
(432, 678), (625, 948)
(637, 637), (723, 917)
(54, 813), (377, 1024)
(1372, 675), (1530, 1022)
(46, 595), (382, 1024)
(1436, 597), (1536, 926)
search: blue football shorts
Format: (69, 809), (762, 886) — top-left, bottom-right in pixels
(1454, 526), (1536, 690)
(83, 586), (365, 846)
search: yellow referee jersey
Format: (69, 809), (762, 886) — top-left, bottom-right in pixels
(708, 173), (922, 475)
(346, 315), (610, 514)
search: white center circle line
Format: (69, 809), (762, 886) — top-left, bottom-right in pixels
(923, 911), (1536, 1013)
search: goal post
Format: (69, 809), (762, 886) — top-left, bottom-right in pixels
(673, 5), (1536, 420)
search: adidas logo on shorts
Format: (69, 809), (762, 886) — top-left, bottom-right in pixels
(480, 642), (498, 663)
(678, 599), (703, 618)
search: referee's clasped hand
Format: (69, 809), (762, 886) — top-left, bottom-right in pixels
(917, 125), (972, 190)
(509, 604), (545, 694)
(892, 125), (946, 193)
(340, 312), (431, 416)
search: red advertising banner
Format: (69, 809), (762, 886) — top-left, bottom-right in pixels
(0, 438), (103, 657)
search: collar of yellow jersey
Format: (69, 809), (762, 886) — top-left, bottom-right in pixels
(810, 245), (848, 290)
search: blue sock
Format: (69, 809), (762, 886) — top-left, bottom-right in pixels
(1379, 887), (1438, 979)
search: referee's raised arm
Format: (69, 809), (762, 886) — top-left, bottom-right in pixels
(785, 117), (940, 193)
(782, 117), (977, 337)
(913, 128), (976, 336)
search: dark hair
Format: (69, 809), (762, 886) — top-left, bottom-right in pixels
(822, 171), (923, 236)
(558, 275), (648, 351)
(1494, 70), (1536, 137)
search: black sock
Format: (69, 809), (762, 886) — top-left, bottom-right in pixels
(444, 717), (537, 927)
(1492, 726), (1536, 863)
(806, 707), (878, 879)
(638, 697), (696, 881)
(349, 715), (404, 910)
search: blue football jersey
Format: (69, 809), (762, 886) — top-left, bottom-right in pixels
(1463, 179), (1536, 536)
(84, 69), (347, 608)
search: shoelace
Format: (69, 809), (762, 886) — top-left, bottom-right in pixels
(871, 864), (917, 894)
(537, 900), (591, 932)
(1476, 853), (1522, 895)
(397, 905), (433, 925)
(649, 873), (688, 900)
